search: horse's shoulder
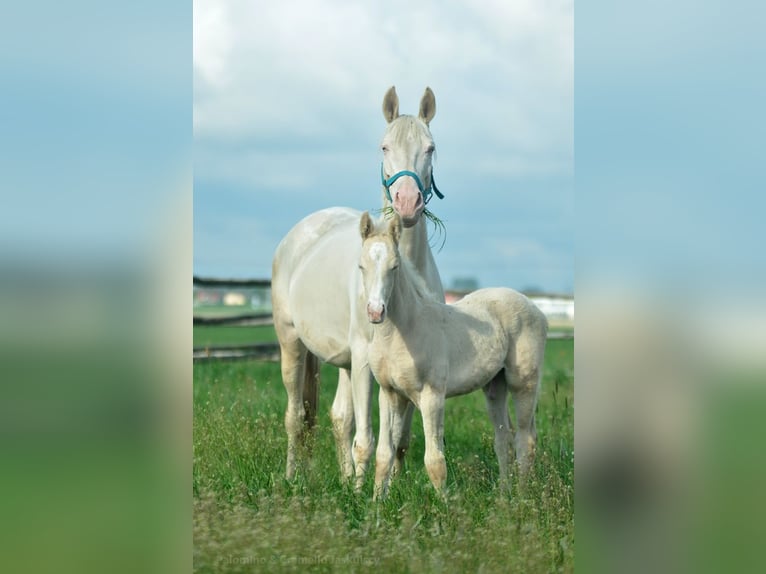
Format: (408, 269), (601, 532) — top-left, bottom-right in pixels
(276, 209), (361, 266)
(290, 207), (361, 241)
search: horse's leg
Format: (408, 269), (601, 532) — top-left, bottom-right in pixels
(483, 371), (514, 487)
(330, 368), (355, 481)
(350, 357), (375, 491)
(278, 335), (308, 480)
(303, 351), (320, 429)
(375, 389), (409, 499)
(373, 387), (395, 500)
(508, 337), (544, 477)
(420, 387), (447, 493)
(392, 402), (414, 477)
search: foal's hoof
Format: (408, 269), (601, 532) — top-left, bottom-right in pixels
(373, 482), (390, 501)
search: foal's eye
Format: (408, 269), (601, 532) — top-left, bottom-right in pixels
(425, 144), (435, 154)
(381, 145), (389, 153)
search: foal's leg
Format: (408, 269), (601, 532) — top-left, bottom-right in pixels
(350, 356), (375, 491)
(392, 402), (415, 476)
(373, 387), (395, 500)
(330, 368), (355, 481)
(376, 389), (409, 498)
(420, 387), (448, 493)
(483, 371), (514, 486)
(278, 336), (308, 480)
(374, 387), (402, 499)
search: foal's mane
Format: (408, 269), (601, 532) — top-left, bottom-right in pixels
(366, 219), (439, 304)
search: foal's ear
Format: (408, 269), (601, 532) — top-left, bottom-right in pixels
(360, 211), (374, 240)
(382, 86), (399, 124)
(419, 87), (436, 125)
(388, 215), (402, 245)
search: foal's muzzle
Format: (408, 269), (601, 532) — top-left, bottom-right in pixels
(367, 302), (385, 323)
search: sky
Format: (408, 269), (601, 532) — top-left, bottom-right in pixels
(193, 0), (573, 293)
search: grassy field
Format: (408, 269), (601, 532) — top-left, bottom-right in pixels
(193, 325), (277, 347)
(193, 335), (574, 573)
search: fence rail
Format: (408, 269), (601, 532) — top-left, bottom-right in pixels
(193, 276), (272, 288)
(193, 313), (274, 326)
(193, 342), (281, 363)
(193, 277), (573, 362)
(192, 331), (573, 363)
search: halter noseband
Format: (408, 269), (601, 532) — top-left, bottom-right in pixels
(380, 163), (444, 205)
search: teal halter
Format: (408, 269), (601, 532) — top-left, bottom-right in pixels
(380, 163), (444, 205)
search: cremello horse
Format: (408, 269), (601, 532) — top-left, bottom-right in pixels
(357, 212), (548, 498)
(272, 87), (445, 488)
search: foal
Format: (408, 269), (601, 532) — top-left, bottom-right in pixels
(358, 212), (548, 498)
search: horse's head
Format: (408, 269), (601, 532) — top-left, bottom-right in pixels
(359, 211), (402, 323)
(380, 86), (439, 228)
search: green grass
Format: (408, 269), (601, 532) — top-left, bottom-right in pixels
(193, 303), (271, 318)
(193, 325), (277, 347)
(193, 339), (574, 573)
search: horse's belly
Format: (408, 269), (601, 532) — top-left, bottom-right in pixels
(292, 309), (352, 367)
(285, 220), (362, 368)
(446, 366), (502, 398)
(446, 348), (505, 398)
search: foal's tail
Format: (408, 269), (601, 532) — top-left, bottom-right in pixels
(303, 351), (320, 429)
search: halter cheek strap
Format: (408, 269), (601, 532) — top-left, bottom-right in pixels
(380, 163), (444, 205)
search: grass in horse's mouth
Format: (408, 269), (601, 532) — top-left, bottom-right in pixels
(377, 205), (447, 252)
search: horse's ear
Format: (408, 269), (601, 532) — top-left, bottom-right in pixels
(382, 86), (399, 123)
(388, 215), (402, 245)
(419, 87), (436, 125)
(360, 211), (374, 240)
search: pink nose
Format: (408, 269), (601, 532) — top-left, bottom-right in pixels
(367, 302), (385, 323)
(393, 186), (424, 224)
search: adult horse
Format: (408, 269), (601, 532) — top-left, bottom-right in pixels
(356, 212), (548, 499)
(271, 87), (445, 487)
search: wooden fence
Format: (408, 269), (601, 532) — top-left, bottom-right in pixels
(193, 277), (573, 363)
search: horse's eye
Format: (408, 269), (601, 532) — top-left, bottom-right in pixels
(381, 145), (389, 153)
(425, 144), (435, 154)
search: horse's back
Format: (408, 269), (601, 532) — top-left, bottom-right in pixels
(272, 207), (363, 367)
(454, 287), (547, 349)
(273, 207), (360, 279)
(463, 287), (548, 375)
(458, 287), (546, 333)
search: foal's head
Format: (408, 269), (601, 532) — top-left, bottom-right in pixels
(358, 212), (402, 324)
(380, 86), (437, 228)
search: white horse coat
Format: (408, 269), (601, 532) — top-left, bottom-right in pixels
(356, 213), (548, 498)
(272, 87), (445, 486)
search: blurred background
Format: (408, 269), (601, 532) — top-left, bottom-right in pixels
(1, 1), (765, 573)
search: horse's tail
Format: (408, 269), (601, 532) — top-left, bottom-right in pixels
(303, 351), (320, 429)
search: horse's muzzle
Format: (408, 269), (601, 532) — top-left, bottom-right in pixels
(367, 302), (385, 323)
(393, 188), (424, 227)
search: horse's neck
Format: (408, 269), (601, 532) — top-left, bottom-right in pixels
(398, 220), (428, 269)
(380, 192), (443, 297)
(382, 264), (428, 338)
(398, 217), (444, 298)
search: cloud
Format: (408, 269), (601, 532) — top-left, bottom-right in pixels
(193, 1), (573, 291)
(193, 0), (573, 160)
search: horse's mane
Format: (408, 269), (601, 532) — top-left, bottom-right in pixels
(367, 217), (439, 304)
(400, 255), (439, 303)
